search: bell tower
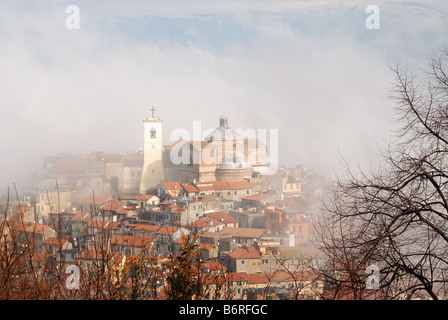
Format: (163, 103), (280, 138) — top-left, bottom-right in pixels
(139, 107), (165, 194)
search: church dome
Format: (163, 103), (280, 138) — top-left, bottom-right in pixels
(218, 152), (252, 170)
(215, 151), (253, 181)
(205, 116), (242, 142)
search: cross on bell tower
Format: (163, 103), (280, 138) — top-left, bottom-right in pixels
(150, 106), (157, 118)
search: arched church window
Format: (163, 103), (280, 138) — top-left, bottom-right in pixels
(150, 128), (157, 139)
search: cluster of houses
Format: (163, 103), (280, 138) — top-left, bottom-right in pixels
(3, 165), (328, 300)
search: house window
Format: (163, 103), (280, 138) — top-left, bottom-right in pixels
(150, 128), (157, 139)
(241, 260), (245, 264)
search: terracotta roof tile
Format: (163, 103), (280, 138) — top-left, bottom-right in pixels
(137, 194), (157, 201)
(228, 245), (262, 259)
(155, 225), (180, 235)
(110, 235), (155, 247)
(241, 194), (272, 202)
(71, 212), (92, 222)
(161, 181), (183, 190)
(133, 224), (160, 232)
(25, 223), (51, 234)
(203, 211), (237, 224)
(180, 183), (200, 193)
(202, 260), (226, 271)
(43, 237), (68, 246)
(99, 199), (127, 212)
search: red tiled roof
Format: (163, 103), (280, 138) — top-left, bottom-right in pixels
(202, 260), (226, 271)
(225, 180), (253, 190)
(116, 208), (133, 215)
(88, 220), (109, 229)
(11, 222), (32, 232)
(228, 245), (262, 259)
(156, 225), (180, 235)
(203, 211), (237, 224)
(197, 231), (220, 238)
(110, 235), (155, 247)
(104, 221), (121, 230)
(25, 223), (51, 234)
(71, 212), (92, 222)
(137, 194), (158, 201)
(100, 199), (127, 212)
(78, 249), (104, 260)
(43, 237), (68, 246)
(161, 181), (183, 190)
(191, 216), (224, 229)
(180, 183), (199, 193)
(245, 273), (270, 285)
(240, 193), (272, 202)
(225, 272), (269, 284)
(133, 224), (160, 233)
(160, 202), (178, 208)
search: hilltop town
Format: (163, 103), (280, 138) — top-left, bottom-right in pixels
(1, 113), (330, 300)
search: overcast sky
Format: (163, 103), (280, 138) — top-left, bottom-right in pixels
(1, 0), (448, 192)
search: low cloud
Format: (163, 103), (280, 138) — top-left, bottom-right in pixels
(1, 1), (447, 191)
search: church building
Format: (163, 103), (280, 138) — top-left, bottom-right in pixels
(140, 110), (271, 194)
